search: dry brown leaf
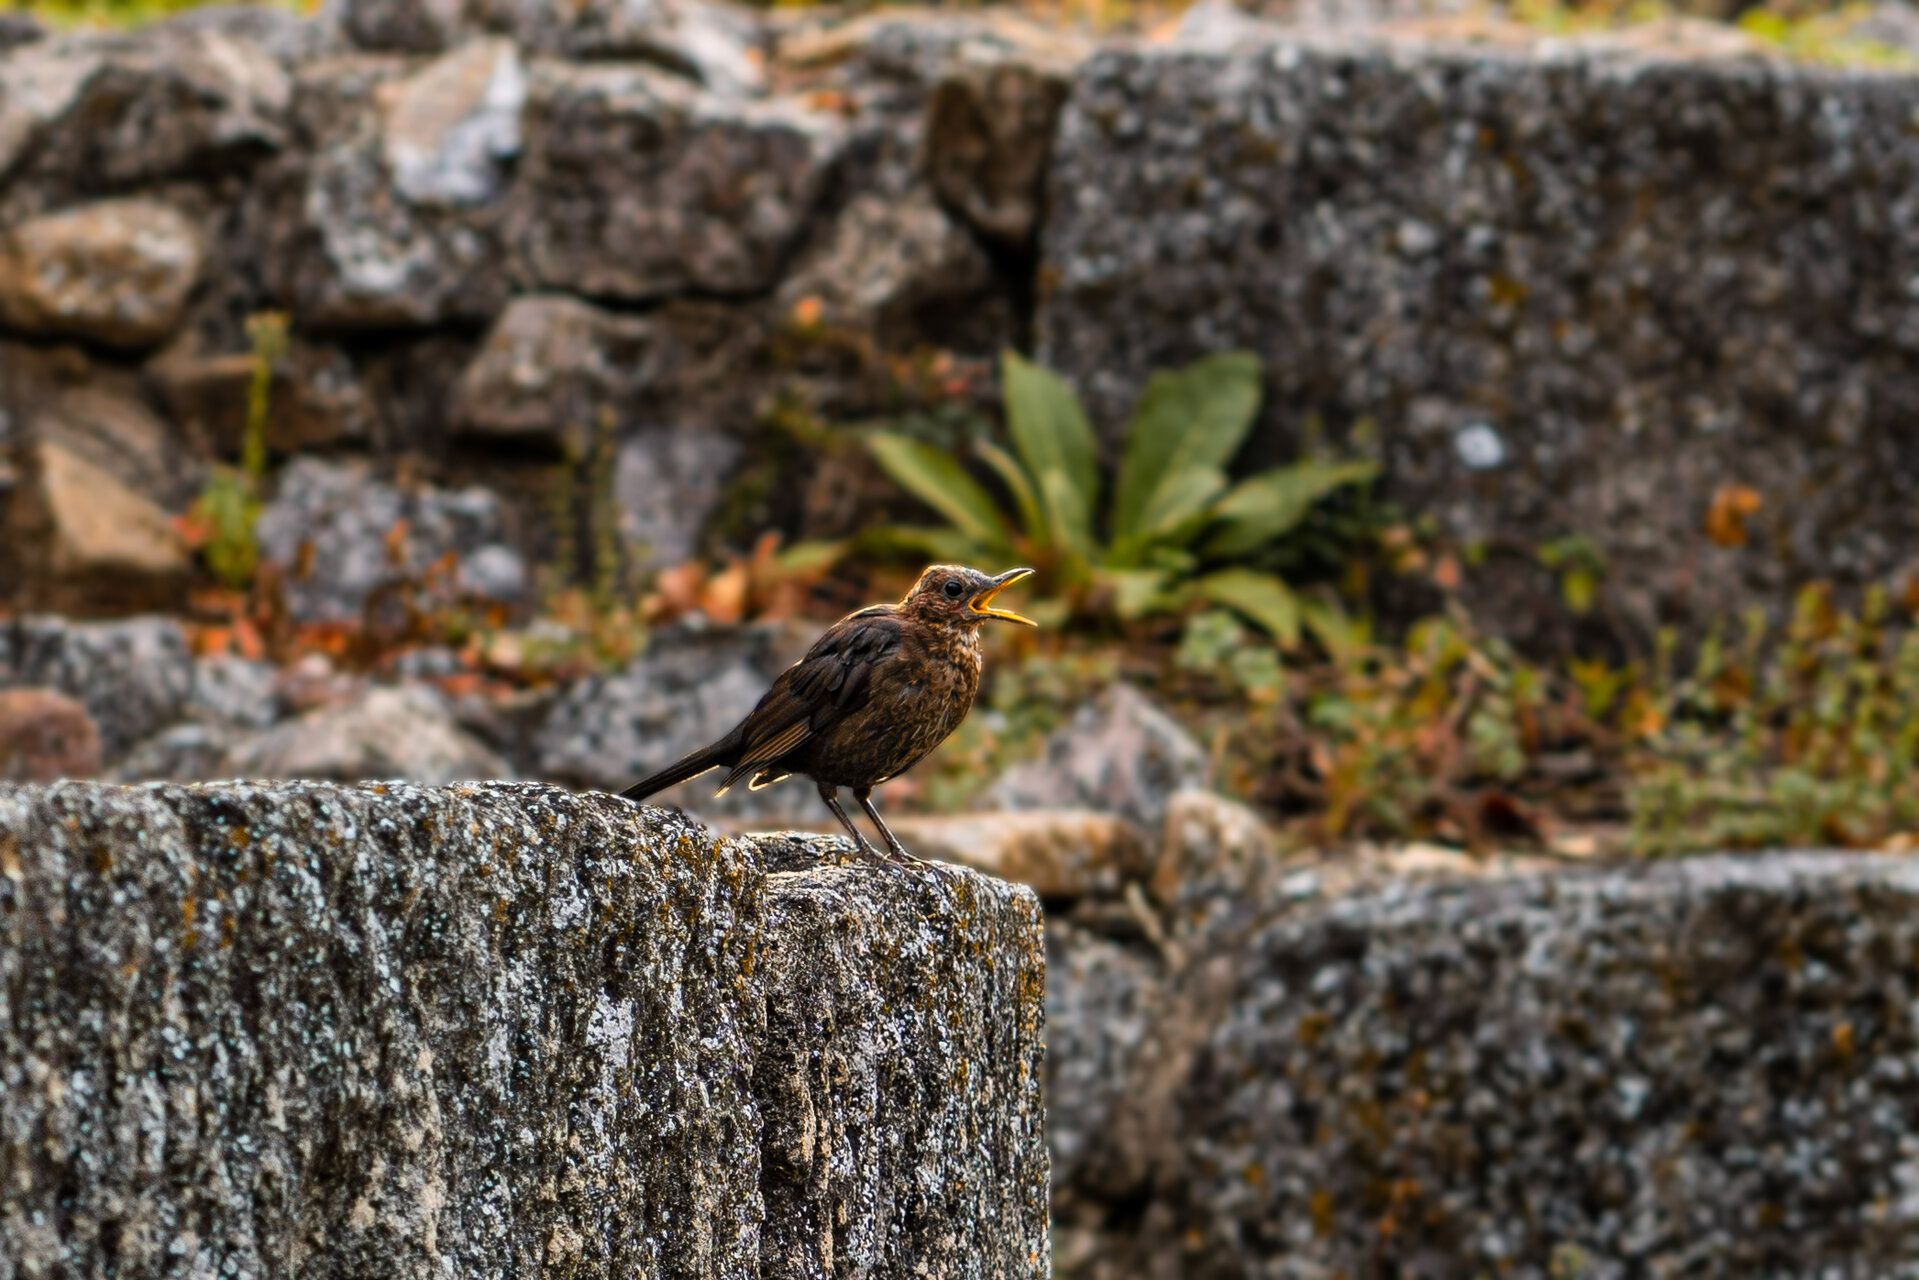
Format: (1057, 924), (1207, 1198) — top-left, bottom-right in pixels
(1705, 483), (1762, 548)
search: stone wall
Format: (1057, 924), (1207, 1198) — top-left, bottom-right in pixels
(1043, 797), (1919, 1278)
(0, 781), (1048, 1278)
(5, 4), (1919, 648)
(1038, 40), (1919, 652)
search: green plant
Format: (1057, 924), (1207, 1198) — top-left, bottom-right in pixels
(865, 350), (1375, 648)
(185, 312), (286, 591)
(1627, 585), (1919, 855)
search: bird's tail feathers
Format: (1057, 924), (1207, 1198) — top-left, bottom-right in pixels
(621, 742), (735, 802)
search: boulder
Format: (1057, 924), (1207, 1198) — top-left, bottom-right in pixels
(381, 37), (525, 207)
(924, 43), (1077, 245)
(147, 331), (380, 456)
(4, 440), (191, 616)
(261, 55), (509, 329)
(0, 12), (43, 52)
(0, 781), (1047, 1277)
(7, 354), (207, 510)
(777, 187), (1009, 350)
(0, 615), (195, 758)
(1044, 920), (1164, 1200)
(985, 683), (1209, 831)
(0, 27), (289, 205)
(253, 456), (528, 624)
(1124, 853), (1919, 1276)
(509, 60), (843, 301)
(0, 688), (101, 781)
(612, 425), (741, 569)
(450, 293), (660, 447)
(220, 683), (513, 783)
(1039, 42), (1919, 647)
(0, 199), (206, 348)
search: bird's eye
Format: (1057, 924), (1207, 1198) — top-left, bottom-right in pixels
(942, 579), (964, 599)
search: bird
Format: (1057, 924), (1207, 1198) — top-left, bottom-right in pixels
(621, 564), (1036, 864)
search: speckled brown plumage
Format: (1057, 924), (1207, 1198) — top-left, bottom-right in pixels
(621, 565), (1036, 863)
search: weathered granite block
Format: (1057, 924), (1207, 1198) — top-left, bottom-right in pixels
(1070, 852), (1919, 1278)
(1040, 44), (1919, 649)
(0, 782), (1047, 1279)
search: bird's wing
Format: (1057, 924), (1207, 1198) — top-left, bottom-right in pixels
(715, 610), (903, 792)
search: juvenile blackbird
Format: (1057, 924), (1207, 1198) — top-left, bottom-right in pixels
(621, 564), (1035, 863)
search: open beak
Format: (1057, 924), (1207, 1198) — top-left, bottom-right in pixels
(969, 567), (1038, 626)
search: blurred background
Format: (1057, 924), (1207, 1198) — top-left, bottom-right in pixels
(6, 0), (1919, 1268)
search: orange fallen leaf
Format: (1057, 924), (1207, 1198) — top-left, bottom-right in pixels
(790, 295), (823, 329)
(701, 561), (750, 625)
(1705, 483), (1762, 548)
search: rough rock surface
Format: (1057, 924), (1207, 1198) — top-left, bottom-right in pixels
(1046, 851), (1919, 1278)
(0, 616), (195, 758)
(218, 683), (514, 783)
(0, 781), (1047, 1278)
(986, 683), (1209, 831)
(1040, 42), (1919, 648)
(254, 456), (527, 624)
(4, 439), (192, 615)
(509, 61), (843, 300)
(0, 199), (206, 348)
(0, 688), (101, 781)
(451, 293), (660, 446)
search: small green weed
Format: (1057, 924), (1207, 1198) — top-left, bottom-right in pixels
(183, 311), (285, 592)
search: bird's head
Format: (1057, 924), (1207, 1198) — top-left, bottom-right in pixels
(901, 565), (1037, 629)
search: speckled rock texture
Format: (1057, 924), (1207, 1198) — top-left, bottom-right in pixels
(1052, 851), (1919, 1278)
(1039, 43), (1919, 651)
(0, 782), (1047, 1279)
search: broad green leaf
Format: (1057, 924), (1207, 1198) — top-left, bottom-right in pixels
(1205, 460), (1378, 558)
(1002, 350), (1098, 550)
(975, 439), (1047, 546)
(1038, 466), (1096, 571)
(863, 524), (994, 565)
(1299, 595), (1365, 662)
(1102, 568), (1173, 620)
(1190, 568), (1301, 647)
(1112, 351), (1262, 544)
(866, 431), (1016, 554)
(776, 539), (849, 574)
(1105, 466), (1227, 568)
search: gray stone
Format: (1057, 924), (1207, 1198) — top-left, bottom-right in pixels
(382, 38), (525, 207)
(925, 44), (1077, 244)
(509, 60), (843, 301)
(262, 55), (508, 329)
(0, 615), (194, 758)
(0, 27), (289, 203)
(1118, 853), (1919, 1276)
(451, 294), (661, 447)
(188, 654), (284, 730)
(986, 683), (1208, 831)
(220, 683), (513, 783)
(0, 199), (206, 348)
(154, 4), (347, 63)
(2, 439), (192, 616)
(0, 781), (1047, 1277)
(147, 332), (380, 456)
(476, 0), (766, 92)
(1039, 42), (1919, 649)
(330, 0), (466, 53)
(109, 720), (244, 783)
(254, 456), (527, 624)
(0, 12), (43, 53)
(0, 687), (101, 781)
(777, 186), (1008, 349)
(1044, 921), (1164, 1198)
(613, 426), (742, 569)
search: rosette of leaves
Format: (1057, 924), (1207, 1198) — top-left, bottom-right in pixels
(866, 350), (1374, 647)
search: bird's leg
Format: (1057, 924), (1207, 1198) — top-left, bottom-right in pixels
(855, 787), (926, 867)
(817, 783), (882, 861)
